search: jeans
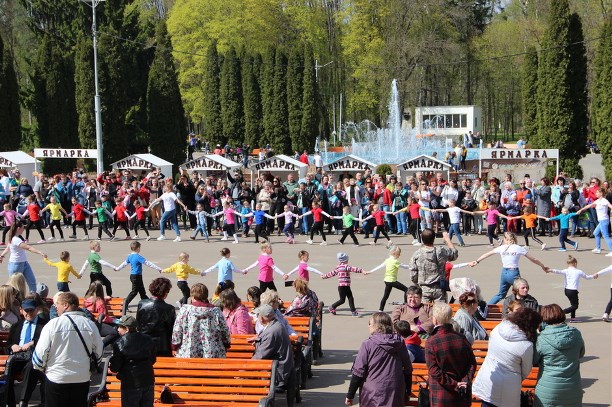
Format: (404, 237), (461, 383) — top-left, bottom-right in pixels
(396, 211), (407, 234)
(383, 204), (395, 233)
(8, 261), (37, 292)
(160, 209), (180, 236)
(192, 224), (209, 239)
(45, 379), (89, 407)
(594, 218), (612, 250)
(300, 207), (311, 233)
(558, 228), (575, 249)
(489, 268), (520, 304)
(448, 223), (465, 245)
(57, 281), (70, 292)
(588, 207), (598, 232)
(122, 384), (155, 407)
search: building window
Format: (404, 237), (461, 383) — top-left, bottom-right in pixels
(452, 114), (460, 128)
(461, 114), (467, 128)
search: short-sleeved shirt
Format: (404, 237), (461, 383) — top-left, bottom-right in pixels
(595, 198), (610, 221)
(484, 209), (500, 225)
(493, 244), (528, 269)
(342, 213), (356, 228)
(447, 206), (462, 224)
(521, 213), (538, 229)
(160, 192), (178, 212)
(45, 203), (63, 220)
(126, 253), (147, 275)
(9, 236), (27, 263)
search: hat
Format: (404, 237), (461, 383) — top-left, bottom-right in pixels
(36, 283), (49, 298)
(117, 315), (137, 328)
(255, 304), (275, 318)
(21, 299), (38, 311)
(337, 252), (349, 263)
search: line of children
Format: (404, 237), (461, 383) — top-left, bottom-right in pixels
(43, 250), (81, 292)
(161, 252), (201, 306)
(115, 241), (162, 314)
(23, 195), (45, 243)
(202, 248), (245, 283)
(284, 250), (323, 282)
(366, 246), (410, 312)
(79, 240), (117, 296)
(322, 252), (366, 317)
(545, 255), (594, 322)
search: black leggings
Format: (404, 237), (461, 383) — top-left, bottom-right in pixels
(486, 224), (498, 244)
(72, 219), (88, 236)
(91, 272), (113, 297)
(373, 225), (390, 243)
(332, 286), (356, 312)
(49, 219), (64, 239)
(563, 288), (579, 318)
(409, 218), (421, 241)
(98, 220), (113, 239)
(113, 220), (130, 237)
(379, 281), (409, 311)
(134, 219), (149, 236)
(177, 280), (190, 305)
(2, 226), (10, 243)
(339, 227), (359, 245)
(25, 219), (45, 241)
(310, 221), (326, 241)
(124, 274), (148, 313)
(255, 224), (267, 243)
(523, 227), (543, 246)
(259, 280), (277, 292)
(605, 287), (612, 315)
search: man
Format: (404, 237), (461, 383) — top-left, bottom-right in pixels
(425, 303), (476, 407)
(299, 150), (309, 165)
(33, 292), (103, 407)
(6, 298), (49, 407)
(312, 150), (323, 171)
(501, 278), (539, 318)
(32, 173), (47, 205)
(409, 229), (458, 302)
(251, 304), (295, 392)
(283, 173), (299, 206)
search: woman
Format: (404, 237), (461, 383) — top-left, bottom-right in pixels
(136, 277), (176, 356)
(0, 285), (20, 329)
(256, 290), (296, 336)
(148, 184), (187, 242)
(257, 181), (273, 234)
(284, 278), (319, 317)
(576, 187), (612, 254)
(271, 177), (286, 235)
(452, 292), (488, 344)
(469, 232), (548, 304)
(172, 283), (230, 358)
(84, 281), (120, 345)
(391, 285), (434, 337)
(220, 288), (254, 334)
(6, 273), (27, 304)
(472, 307), (542, 407)
(345, 312), (412, 407)
(533, 178), (553, 236)
(534, 304), (585, 407)
(0, 221), (45, 293)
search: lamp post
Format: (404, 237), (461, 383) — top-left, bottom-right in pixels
(81, 0), (105, 174)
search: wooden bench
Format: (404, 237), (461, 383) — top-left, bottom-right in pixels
(92, 357), (277, 407)
(79, 297), (125, 319)
(0, 331), (10, 355)
(449, 303), (503, 320)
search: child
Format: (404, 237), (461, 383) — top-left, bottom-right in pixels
(508, 205), (547, 250)
(93, 200), (115, 241)
(187, 203), (211, 241)
(67, 196), (91, 240)
(1, 203), (21, 245)
(241, 203), (275, 243)
(213, 201), (240, 243)
(472, 202), (509, 247)
(332, 206), (361, 246)
(44, 251), (81, 292)
(300, 201), (331, 245)
(80, 240), (116, 296)
(322, 252), (366, 316)
(394, 197), (427, 246)
(161, 252), (201, 305)
(129, 201), (151, 241)
(100, 194), (115, 228)
(240, 200), (253, 238)
(591, 265), (612, 322)
(276, 205), (299, 244)
(506, 299), (522, 315)
(244, 242), (286, 292)
(394, 320), (425, 363)
(202, 248), (245, 283)
(366, 246), (410, 312)
(546, 207), (579, 251)
(432, 199), (469, 246)
(115, 241), (162, 314)
(362, 204), (393, 247)
(546, 255), (593, 322)
(112, 197), (132, 239)
(284, 250), (323, 282)
(23, 195), (45, 243)
(41, 196), (67, 241)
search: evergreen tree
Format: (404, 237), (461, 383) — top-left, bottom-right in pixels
(203, 40), (223, 145)
(260, 47), (276, 148)
(74, 34), (96, 150)
(286, 45), (303, 152)
(521, 47), (538, 144)
(242, 53), (262, 148)
(220, 46), (244, 147)
(147, 20), (186, 166)
(0, 34), (21, 150)
(566, 13), (589, 161)
(271, 49), (289, 153)
(593, 17), (612, 181)
(300, 44), (319, 153)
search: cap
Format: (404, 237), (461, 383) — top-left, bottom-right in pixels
(337, 252), (349, 263)
(255, 304), (275, 318)
(36, 283), (49, 298)
(117, 315), (137, 328)
(21, 299), (38, 311)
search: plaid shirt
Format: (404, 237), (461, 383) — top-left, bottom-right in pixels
(322, 263), (363, 286)
(425, 324), (477, 407)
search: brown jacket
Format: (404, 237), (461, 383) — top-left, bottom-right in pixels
(391, 303), (434, 335)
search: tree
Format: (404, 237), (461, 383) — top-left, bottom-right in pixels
(260, 46), (275, 147)
(203, 40), (223, 144)
(286, 45), (303, 152)
(242, 53), (262, 148)
(566, 13), (589, 160)
(593, 17), (612, 180)
(74, 34), (96, 150)
(271, 49), (289, 153)
(0, 34), (21, 150)
(220, 46), (244, 146)
(300, 44), (319, 153)
(521, 46), (538, 143)
(147, 20), (186, 166)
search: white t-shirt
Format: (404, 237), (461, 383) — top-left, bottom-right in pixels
(9, 236), (27, 263)
(160, 192), (178, 211)
(418, 190), (430, 207)
(594, 198), (610, 221)
(447, 206), (462, 224)
(493, 244), (528, 269)
(313, 155), (323, 167)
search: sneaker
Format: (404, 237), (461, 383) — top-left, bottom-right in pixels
(232, 240), (238, 244)
(352, 244), (359, 247)
(133, 235), (140, 240)
(411, 239), (418, 245)
(337, 239), (343, 245)
(327, 306), (336, 315)
(221, 237), (228, 241)
(603, 313), (610, 322)
(351, 311), (359, 317)
(59, 238), (65, 242)
(173, 236), (182, 242)
(413, 242), (422, 246)
(369, 242), (376, 245)
(558, 248), (567, 252)
(320, 241), (327, 246)
(306, 239), (313, 245)
(606, 252), (612, 257)
(574, 242), (579, 251)
(488, 243), (494, 247)
(37, 239), (46, 244)
(146, 236), (152, 241)
(157, 235), (166, 241)
(68, 235), (77, 239)
(459, 243), (466, 247)
(81, 236), (89, 240)
(386, 241), (393, 248)
(47, 237), (54, 242)
(540, 243), (547, 251)
(190, 236), (196, 240)
(592, 248), (601, 254)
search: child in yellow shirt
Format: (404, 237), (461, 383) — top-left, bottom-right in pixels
(44, 251), (81, 292)
(41, 196), (68, 241)
(161, 252), (201, 306)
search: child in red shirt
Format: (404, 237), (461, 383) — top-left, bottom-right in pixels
(24, 195), (45, 243)
(362, 204), (393, 247)
(68, 197), (91, 240)
(128, 200), (151, 240)
(112, 197), (131, 239)
(300, 201), (331, 245)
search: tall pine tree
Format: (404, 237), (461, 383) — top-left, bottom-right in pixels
(300, 44), (319, 153)
(286, 46), (303, 152)
(242, 53), (262, 148)
(271, 49), (289, 153)
(147, 20), (186, 166)
(593, 17), (612, 181)
(220, 46), (244, 147)
(74, 34), (96, 150)
(521, 47), (538, 144)
(0, 34), (21, 150)
(203, 40), (223, 146)
(260, 47), (276, 148)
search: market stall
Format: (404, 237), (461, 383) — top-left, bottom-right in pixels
(179, 154), (242, 178)
(0, 151), (39, 185)
(396, 154), (451, 182)
(111, 154), (173, 179)
(252, 154), (308, 182)
(323, 154), (377, 178)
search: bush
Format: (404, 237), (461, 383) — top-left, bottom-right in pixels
(376, 164), (392, 177)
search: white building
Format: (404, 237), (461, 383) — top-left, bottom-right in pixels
(415, 105), (482, 137)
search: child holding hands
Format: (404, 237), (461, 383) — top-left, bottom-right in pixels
(162, 252), (201, 305)
(545, 255), (593, 321)
(323, 252), (366, 317)
(44, 250), (81, 292)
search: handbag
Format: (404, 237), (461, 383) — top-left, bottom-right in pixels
(520, 390), (534, 407)
(65, 315), (101, 374)
(417, 375), (430, 407)
(160, 385), (174, 404)
(8, 348), (33, 362)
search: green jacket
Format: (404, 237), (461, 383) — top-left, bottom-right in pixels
(533, 323), (585, 407)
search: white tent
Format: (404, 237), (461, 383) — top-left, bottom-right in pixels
(111, 154), (173, 179)
(324, 154), (377, 175)
(179, 155), (242, 176)
(0, 151), (39, 185)
(396, 154), (451, 182)
(252, 154), (308, 180)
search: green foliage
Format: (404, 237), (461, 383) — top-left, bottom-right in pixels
(521, 47), (538, 143)
(300, 44), (319, 153)
(220, 46), (244, 146)
(271, 49), (289, 153)
(202, 40), (223, 144)
(566, 13), (589, 159)
(259, 47), (275, 148)
(0, 34), (21, 150)
(147, 20), (186, 166)
(286, 45), (303, 152)
(242, 53), (262, 148)
(593, 17), (612, 181)
(376, 164), (392, 176)
(74, 34), (96, 150)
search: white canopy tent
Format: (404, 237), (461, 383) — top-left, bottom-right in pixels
(396, 154), (451, 182)
(324, 154), (377, 176)
(179, 155), (242, 176)
(252, 154), (308, 182)
(111, 154), (173, 179)
(0, 151), (39, 185)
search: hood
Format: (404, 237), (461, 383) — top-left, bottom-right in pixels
(539, 324), (580, 351)
(370, 333), (405, 355)
(187, 304), (218, 320)
(498, 320), (528, 342)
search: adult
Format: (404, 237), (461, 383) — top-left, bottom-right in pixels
(425, 303), (477, 407)
(33, 292), (103, 407)
(284, 278), (319, 317)
(582, 177), (600, 234)
(256, 290), (296, 336)
(220, 288), (255, 334)
(391, 285), (434, 336)
(283, 174), (299, 206)
(171, 283), (230, 358)
(0, 221), (45, 293)
(472, 307), (542, 407)
(136, 277), (176, 356)
(452, 292), (488, 344)
(501, 278), (540, 318)
(345, 312), (412, 407)
(532, 178), (553, 237)
(576, 187), (612, 255)
(175, 175), (197, 229)
(409, 229), (458, 302)
(469, 232), (547, 304)
(149, 184), (187, 242)
(534, 304), (585, 407)
(257, 181), (274, 234)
